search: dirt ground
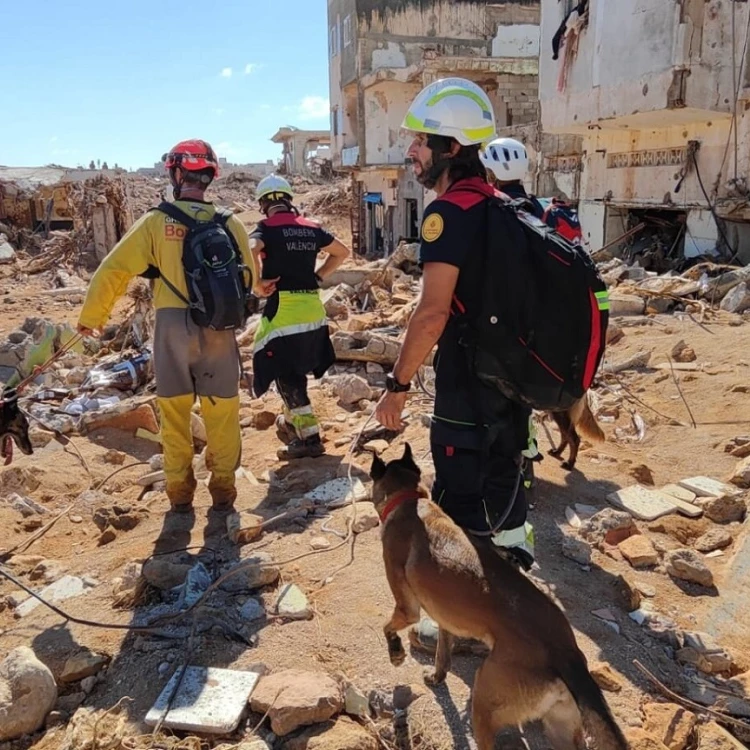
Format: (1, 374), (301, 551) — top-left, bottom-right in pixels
(1, 202), (749, 749)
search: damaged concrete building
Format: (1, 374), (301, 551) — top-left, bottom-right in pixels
(271, 127), (332, 175)
(539, 0), (750, 264)
(327, 0), (541, 255)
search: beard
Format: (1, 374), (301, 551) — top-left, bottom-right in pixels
(407, 155), (449, 190)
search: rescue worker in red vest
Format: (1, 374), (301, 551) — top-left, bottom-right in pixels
(77, 140), (260, 514)
(250, 175), (350, 460)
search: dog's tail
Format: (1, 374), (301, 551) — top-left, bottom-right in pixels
(568, 394), (605, 443)
(560, 659), (628, 750)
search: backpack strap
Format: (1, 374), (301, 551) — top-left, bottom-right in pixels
(146, 203), (195, 307)
(152, 201), (199, 229)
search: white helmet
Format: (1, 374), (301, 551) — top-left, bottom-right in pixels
(257, 174), (293, 202)
(480, 137), (529, 182)
(402, 77), (496, 146)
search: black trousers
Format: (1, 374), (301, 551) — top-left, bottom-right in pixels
(275, 372), (310, 411)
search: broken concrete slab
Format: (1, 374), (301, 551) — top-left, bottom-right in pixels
(16, 575), (93, 618)
(145, 666), (260, 734)
(331, 330), (401, 367)
(658, 485), (703, 517)
(305, 477), (368, 509)
(606, 485), (677, 521)
(678, 476), (742, 498)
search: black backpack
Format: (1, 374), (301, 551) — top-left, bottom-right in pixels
(149, 202), (249, 330)
(458, 192), (609, 411)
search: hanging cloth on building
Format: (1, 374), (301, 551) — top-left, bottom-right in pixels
(552, 0), (589, 60)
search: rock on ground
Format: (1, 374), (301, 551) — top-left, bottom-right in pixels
(589, 661), (624, 692)
(249, 669), (344, 736)
(331, 374), (373, 406)
(626, 728), (671, 750)
(346, 502), (380, 534)
(282, 716), (379, 749)
(665, 549), (714, 587)
(618, 534), (659, 568)
(142, 558), (192, 590)
(703, 493), (746, 523)
(274, 584), (312, 620)
(561, 533), (592, 565)
(694, 528), (733, 553)
(579, 508), (636, 547)
(220, 552), (281, 592)
(0, 646), (58, 741)
(697, 722), (746, 749)
(642, 702), (697, 750)
(720, 282), (750, 314)
(60, 649), (109, 683)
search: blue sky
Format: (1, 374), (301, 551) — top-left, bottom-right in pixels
(0, 0), (331, 170)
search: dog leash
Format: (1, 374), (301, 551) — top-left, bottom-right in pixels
(13, 332), (85, 395)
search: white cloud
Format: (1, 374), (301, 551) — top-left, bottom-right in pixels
(220, 67), (233, 78)
(297, 95), (330, 121)
(213, 108), (225, 117)
(49, 136), (58, 144)
(244, 63), (260, 75)
(259, 104), (271, 111)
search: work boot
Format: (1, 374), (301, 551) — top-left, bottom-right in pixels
(277, 435), (325, 460)
(167, 477), (197, 513)
(408, 617), (488, 656)
(275, 415), (296, 445)
(208, 476), (237, 512)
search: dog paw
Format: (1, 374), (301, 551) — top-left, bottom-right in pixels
(548, 448), (562, 459)
(423, 668), (446, 687)
(387, 637), (406, 666)
(561, 460), (575, 471)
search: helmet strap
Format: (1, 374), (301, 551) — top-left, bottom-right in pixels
(169, 167), (185, 200)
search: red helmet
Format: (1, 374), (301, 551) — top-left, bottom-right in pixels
(163, 139), (219, 177)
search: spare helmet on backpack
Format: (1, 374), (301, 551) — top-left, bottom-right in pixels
(480, 137), (529, 182)
(163, 139), (220, 198)
(402, 78), (497, 146)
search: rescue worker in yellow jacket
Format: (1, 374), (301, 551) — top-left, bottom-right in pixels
(77, 140), (262, 513)
(250, 175), (350, 460)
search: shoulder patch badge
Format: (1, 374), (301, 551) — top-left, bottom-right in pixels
(421, 213), (444, 242)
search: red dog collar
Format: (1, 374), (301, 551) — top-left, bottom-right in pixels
(380, 490), (422, 523)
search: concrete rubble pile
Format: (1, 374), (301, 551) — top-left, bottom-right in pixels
(0, 172), (139, 273)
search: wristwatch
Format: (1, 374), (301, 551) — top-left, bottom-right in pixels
(385, 373), (411, 393)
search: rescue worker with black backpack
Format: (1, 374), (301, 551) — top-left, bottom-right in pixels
(375, 78), (608, 646)
(249, 175), (350, 460)
(78, 139), (264, 514)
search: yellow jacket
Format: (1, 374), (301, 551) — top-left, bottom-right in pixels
(78, 200), (257, 330)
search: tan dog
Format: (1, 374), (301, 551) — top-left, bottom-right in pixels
(547, 393), (605, 470)
(371, 445), (627, 750)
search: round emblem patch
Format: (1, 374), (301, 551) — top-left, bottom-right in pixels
(421, 213), (444, 242)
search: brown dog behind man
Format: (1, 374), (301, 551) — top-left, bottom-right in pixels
(547, 393), (605, 471)
(371, 444), (627, 750)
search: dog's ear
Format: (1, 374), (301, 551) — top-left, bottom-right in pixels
(402, 443), (419, 473)
(370, 453), (387, 481)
